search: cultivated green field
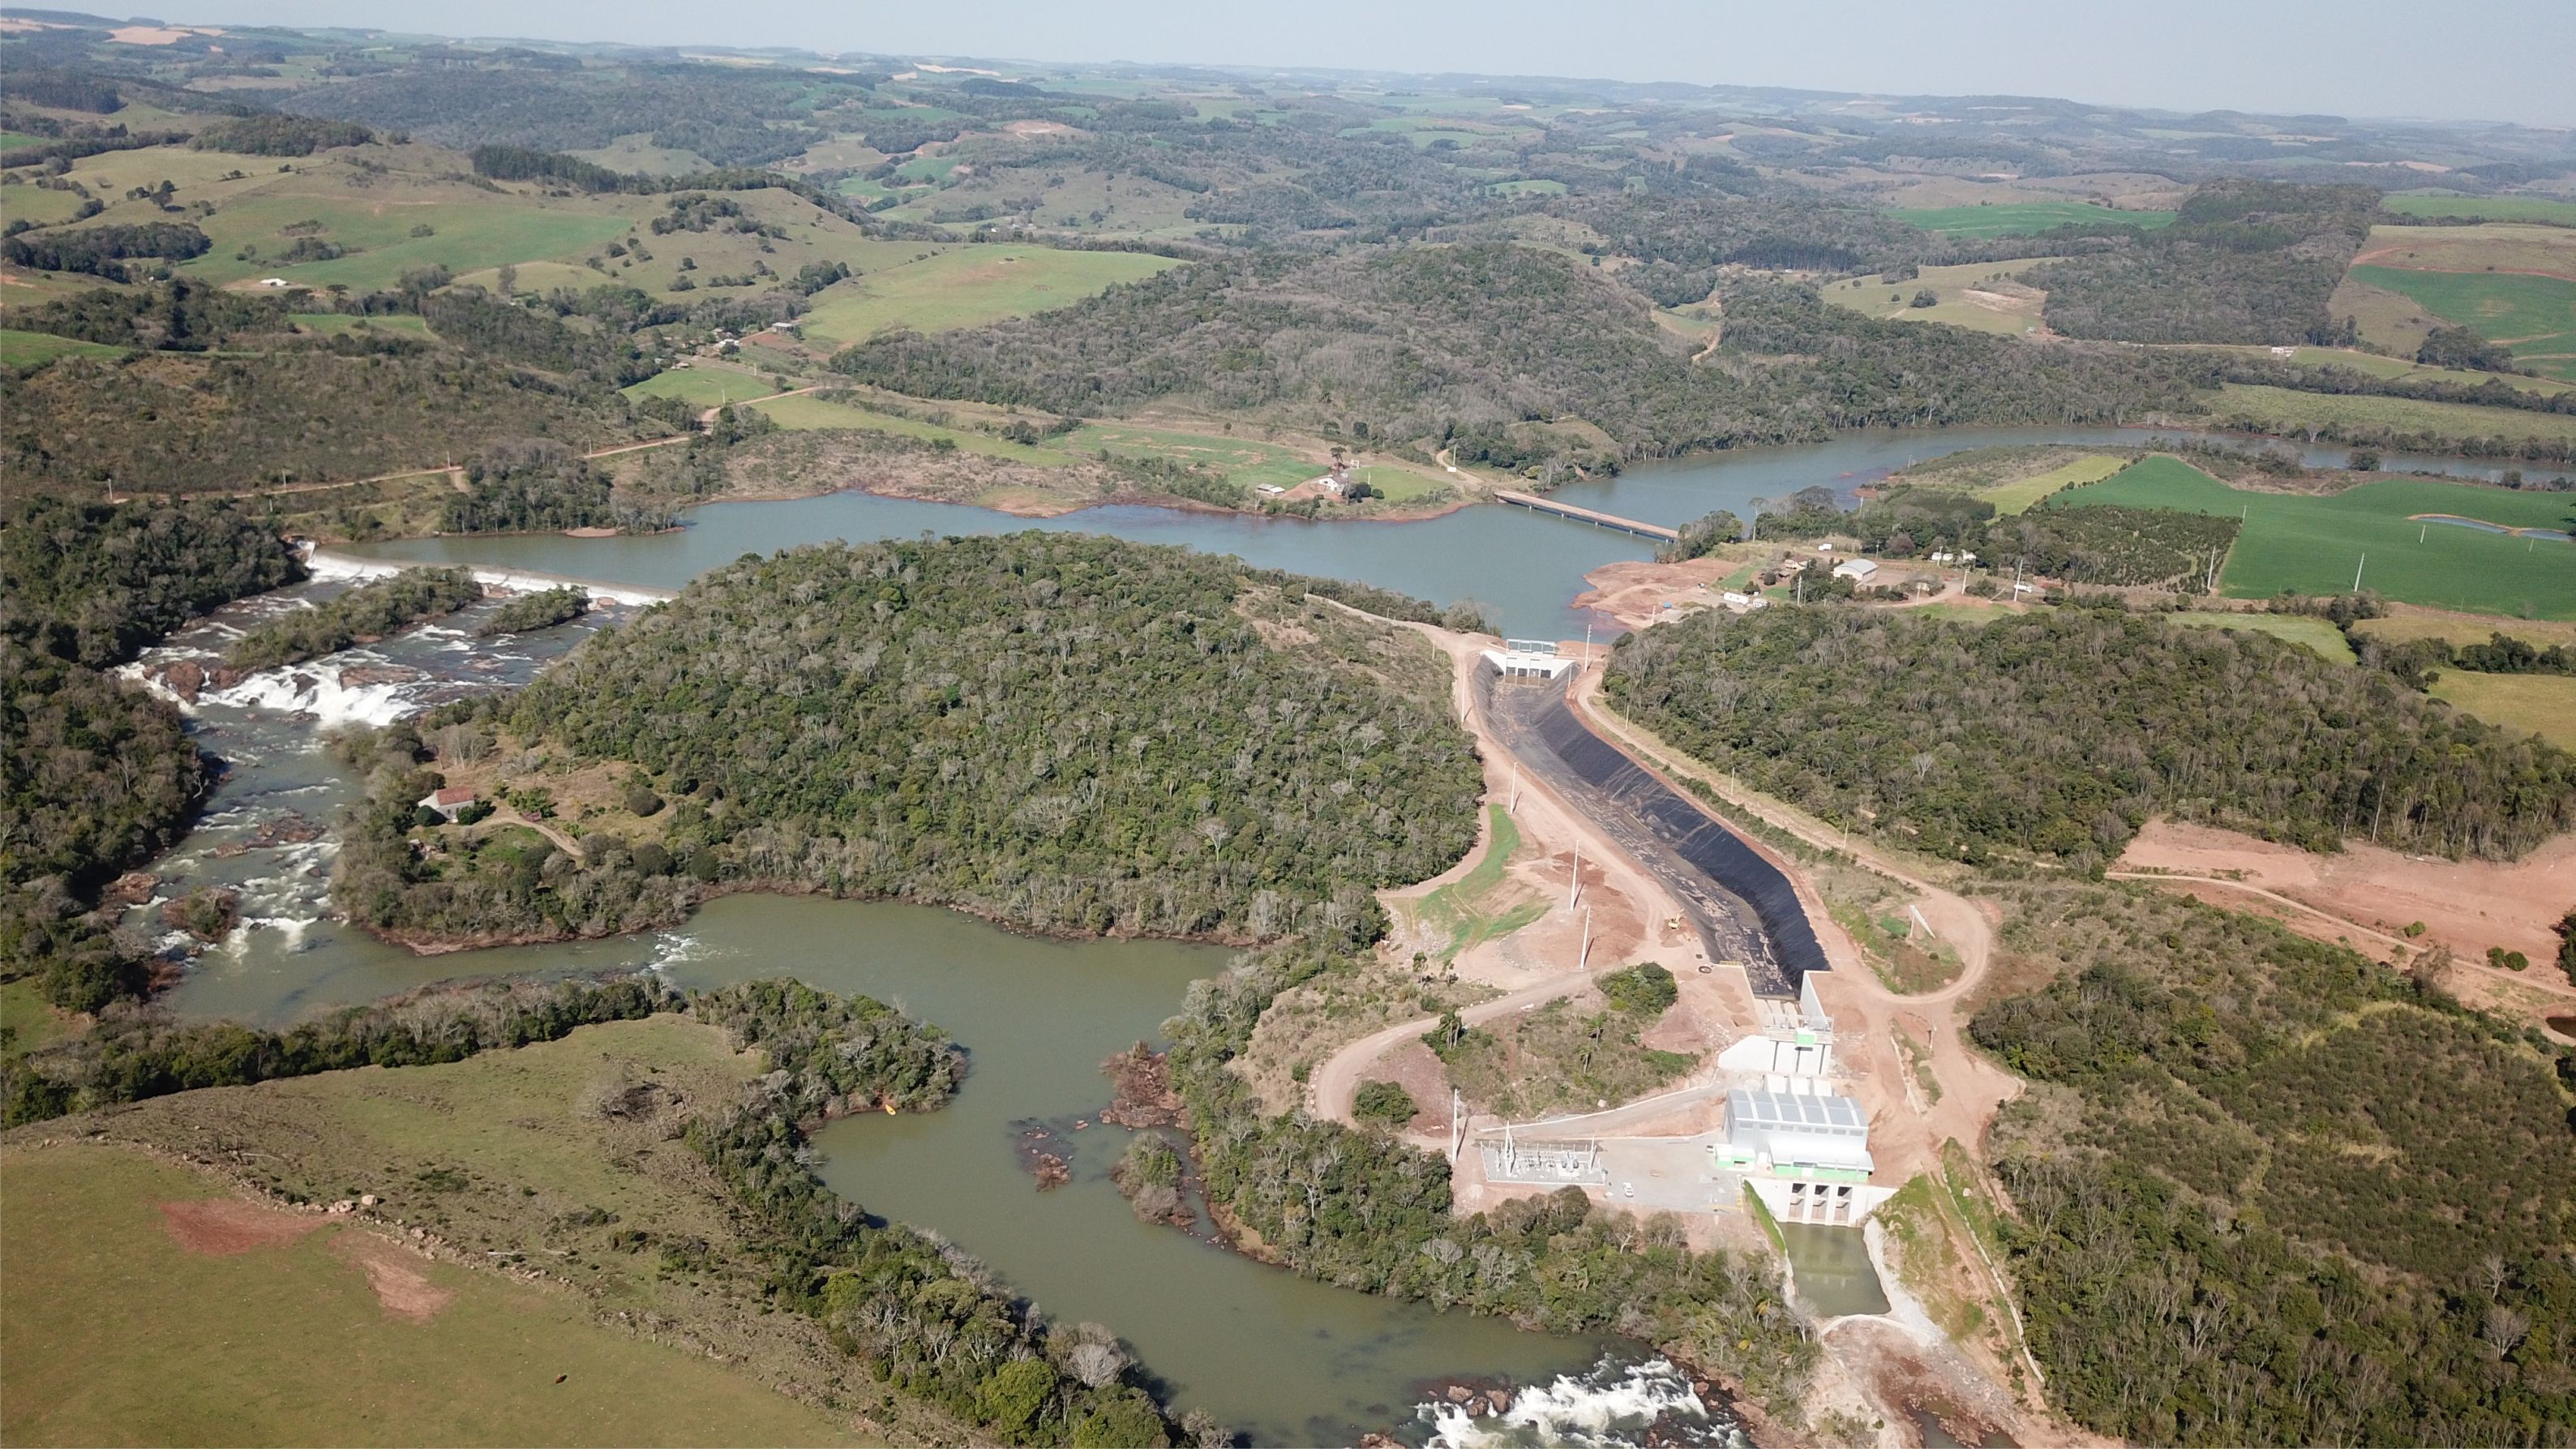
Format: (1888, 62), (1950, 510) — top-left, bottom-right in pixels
(2225, 344), (2576, 397)
(2165, 611), (2357, 663)
(2345, 266), (2576, 381)
(1889, 201), (2175, 238)
(795, 247), (1180, 345)
(0, 328), (127, 367)
(2210, 382), (2576, 446)
(2426, 671), (2576, 748)
(183, 194), (632, 291)
(623, 367), (784, 409)
(0, 1142), (868, 1447)
(2057, 457), (2576, 618)
(2382, 194), (2576, 226)
(1978, 453), (2126, 512)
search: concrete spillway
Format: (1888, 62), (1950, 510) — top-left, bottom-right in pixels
(1482, 671), (1828, 998)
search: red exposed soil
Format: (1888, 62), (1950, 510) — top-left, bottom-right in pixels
(2115, 818), (2575, 968)
(158, 1198), (325, 1255)
(332, 1233), (456, 1322)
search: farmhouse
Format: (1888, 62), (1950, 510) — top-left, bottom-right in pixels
(415, 786), (478, 820)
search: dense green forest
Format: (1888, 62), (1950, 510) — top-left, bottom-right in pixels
(1606, 605), (2576, 868)
(441, 442), (675, 535)
(482, 534), (1482, 948)
(11, 277), (295, 353)
(2, 496), (305, 667)
(830, 247), (2218, 470)
(1970, 883), (2576, 1445)
(0, 497), (309, 1014)
(228, 566), (483, 669)
(2028, 181), (2381, 345)
(475, 585), (590, 637)
(2, 347), (647, 499)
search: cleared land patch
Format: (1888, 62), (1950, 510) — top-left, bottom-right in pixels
(2056, 457), (2576, 618)
(2352, 613), (2576, 650)
(2382, 194), (2576, 225)
(183, 194), (632, 292)
(2164, 611), (2356, 663)
(2209, 382), (2576, 446)
(1819, 258), (2056, 337)
(1889, 201), (2174, 238)
(2344, 266), (2576, 381)
(1977, 453), (2126, 512)
(750, 391), (1080, 464)
(2427, 671), (2576, 748)
(0, 1138), (869, 1447)
(624, 367), (785, 409)
(0, 327), (126, 367)
(796, 246), (1180, 345)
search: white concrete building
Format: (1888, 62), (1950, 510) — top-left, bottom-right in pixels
(1481, 639), (1576, 680)
(1831, 558), (1879, 582)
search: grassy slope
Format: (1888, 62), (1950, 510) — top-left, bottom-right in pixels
(2382, 194), (2576, 225)
(1978, 453), (2125, 512)
(2427, 671), (2576, 748)
(1817, 258), (2055, 337)
(2165, 611), (2357, 663)
(2344, 266), (2576, 380)
(2059, 457), (2576, 618)
(1890, 201), (2175, 238)
(749, 392), (1081, 463)
(2212, 382), (2576, 444)
(0, 328), (126, 367)
(1, 1132), (869, 1445)
(624, 367), (786, 409)
(796, 247), (1182, 347)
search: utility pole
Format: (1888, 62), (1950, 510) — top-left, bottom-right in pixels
(1579, 907), (1592, 971)
(2354, 553), (2365, 592)
(1568, 841), (1581, 908)
(1508, 761), (1519, 816)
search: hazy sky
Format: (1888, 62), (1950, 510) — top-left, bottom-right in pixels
(214, 0), (2575, 127)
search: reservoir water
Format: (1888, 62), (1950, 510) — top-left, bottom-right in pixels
(340, 426), (2570, 641)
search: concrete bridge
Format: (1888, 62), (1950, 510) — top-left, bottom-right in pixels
(1493, 490), (1679, 542)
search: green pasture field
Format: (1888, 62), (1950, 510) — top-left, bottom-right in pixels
(2426, 671), (2576, 748)
(2382, 194), (2576, 226)
(0, 978), (70, 1057)
(623, 367), (783, 409)
(2344, 267), (2576, 381)
(2351, 614), (2576, 650)
(0, 1142), (867, 1447)
(1818, 259), (2056, 337)
(1889, 201), (2175, 238)
(0, 328), (127, 367)
(1068, 422), (1319, 490)
(795, 246), (1181, 345)
(182, 195), (632, 291)
(1488, 178), (1568, 195)
(2056, 457), (2576, 619)
(450, 260), (606, 297)
(751, 392), (1080, 465)
(0, 131), (45, 152)
(568, 134), (711, 175)
(2210, 382), (2576, 445)
(0, 183), (90, 226)
(2164, 611), (2357, 663)
(1977, 453), (2126, 512)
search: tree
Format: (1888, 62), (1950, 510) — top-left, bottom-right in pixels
(1909, 288), (1939, 308)
(1355, 1080), (1419, 1125)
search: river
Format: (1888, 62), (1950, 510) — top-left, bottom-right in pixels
(140, 422), (2494, 1441)
(126, 586), (1735, 1447)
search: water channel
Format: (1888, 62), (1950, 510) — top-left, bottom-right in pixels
(138, 423), (2549, 1442)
